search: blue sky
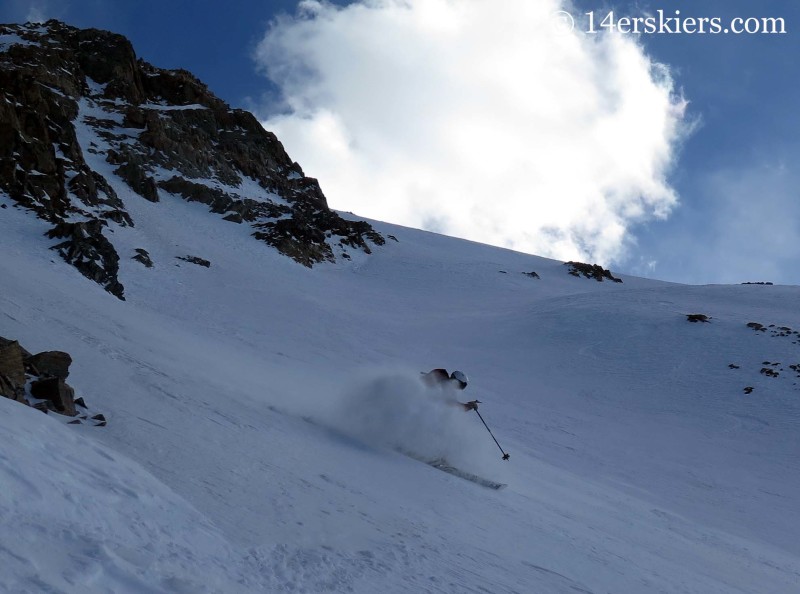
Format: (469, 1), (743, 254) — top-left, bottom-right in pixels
(2, 1), (798, 285)
(600, 0), (799, 284)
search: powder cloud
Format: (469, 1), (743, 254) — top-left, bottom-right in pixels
(256, 0), (688, 264)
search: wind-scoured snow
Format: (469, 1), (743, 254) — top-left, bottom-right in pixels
(140, 103), (209, 111)
(74, 89), (288, 208)
(0, 33), (36, 52)
(1, 182), (799, 592)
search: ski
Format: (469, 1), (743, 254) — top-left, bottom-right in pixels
(426, 458), (507, 490)
(400, 450), (507, 490)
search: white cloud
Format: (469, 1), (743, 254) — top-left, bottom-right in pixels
(255, 0), (688, 264)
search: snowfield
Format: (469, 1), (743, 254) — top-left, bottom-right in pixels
(1, 187), (799, 593)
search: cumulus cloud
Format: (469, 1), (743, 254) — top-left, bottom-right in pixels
(255, 0), (688, 264)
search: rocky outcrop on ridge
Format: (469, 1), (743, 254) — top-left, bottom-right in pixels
(0, 20), (384, 299)
(565, 261), (623, 283)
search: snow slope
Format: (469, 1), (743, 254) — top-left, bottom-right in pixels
(1, 186), (799, 593)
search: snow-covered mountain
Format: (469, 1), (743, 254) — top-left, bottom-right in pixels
(2, 21), (800, 594)
(0, 20), (383, 299)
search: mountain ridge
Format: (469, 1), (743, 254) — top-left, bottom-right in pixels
(0, 19), (384, 299)
(1, 19), (799, 594)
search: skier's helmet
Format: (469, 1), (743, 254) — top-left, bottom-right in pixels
(450, 370), (468, 389)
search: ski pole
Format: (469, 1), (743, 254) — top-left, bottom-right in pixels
(473, 409), (510, 460)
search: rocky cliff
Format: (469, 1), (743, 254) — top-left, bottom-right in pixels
(0, 20), (384, 299)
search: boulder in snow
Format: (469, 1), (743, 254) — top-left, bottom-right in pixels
(27, 351), (72, 379)
(30, 377), (77, 417)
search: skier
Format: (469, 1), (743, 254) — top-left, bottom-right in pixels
(420, 368), (481, 411)
(421, 368), (510, 462)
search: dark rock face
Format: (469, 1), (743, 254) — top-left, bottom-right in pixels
(177, 255), (211, 268)
(0, 374), (22, 402)
(47, 221), (124, 299)
(31, 377), (77, 416)
(0, 20), (384, 298)
(0, 338), (26, 386)
(132, 248), (153, 268)
(565, 261), (622, 283)
(0, 339), (27, 403)
(686, 314), (710, 323)
(27, 351), (73, 379)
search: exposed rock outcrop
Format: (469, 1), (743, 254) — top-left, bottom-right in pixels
(177, 255), (211, 268)
(0, 20), (384, 300)
(565, 261), (623, 283)
(0, 338), (28, 404)
(27, 351), (72, 379)
(686, 314), (710, 323)
(0, 333), (104, 423)
(132, 248), (153, 268)
(0, 338), (26, 386)
(47, 220), (124, 299)
(31, 377), (77, 416)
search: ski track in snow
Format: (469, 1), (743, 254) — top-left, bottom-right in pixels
(2, 180), (800, 592)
